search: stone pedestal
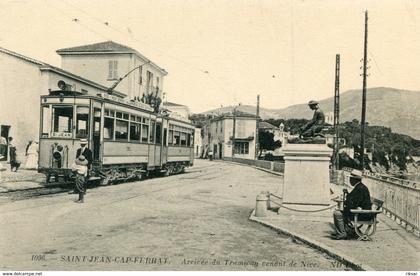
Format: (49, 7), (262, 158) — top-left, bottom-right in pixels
(281, 143), (333, 210)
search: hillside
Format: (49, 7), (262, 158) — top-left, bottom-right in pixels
(202, 87), (420, 139)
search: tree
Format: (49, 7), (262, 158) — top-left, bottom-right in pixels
(258, 130), (281, 157)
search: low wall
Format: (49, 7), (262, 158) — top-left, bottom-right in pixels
(331, 170), (420, 236)
(223, 157), (284, 174)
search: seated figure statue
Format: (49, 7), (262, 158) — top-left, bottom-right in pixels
(300, 100), (325, 138)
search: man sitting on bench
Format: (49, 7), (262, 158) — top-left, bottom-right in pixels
(332, 169), (372, 240)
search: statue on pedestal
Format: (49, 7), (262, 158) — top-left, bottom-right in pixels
(300, 100), (325, 138)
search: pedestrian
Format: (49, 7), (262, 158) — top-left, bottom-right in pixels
(25, 141), (39, 169)
(72, 155), (88, 203)
(8, 137), (21, 172)
(69, 139), (92, 194)
(332, 169), (372, 240)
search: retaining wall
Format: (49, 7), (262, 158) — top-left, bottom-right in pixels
(222, 157), (284, 174)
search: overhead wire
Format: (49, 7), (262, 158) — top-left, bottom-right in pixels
(58, 0), (238, 105)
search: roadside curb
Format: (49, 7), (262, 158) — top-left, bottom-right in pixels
(213, 159), (283, 177)
(248, 209), (375, 271)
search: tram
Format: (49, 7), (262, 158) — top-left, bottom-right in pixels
(38, 88), (195, 185)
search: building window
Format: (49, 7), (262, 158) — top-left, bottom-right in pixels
(237, 121), (245, 138)
(138, 65), (143, 85)
(234, 142), (249, 154)
(146, 71), (153, 93)
(108, 60), (118, 80)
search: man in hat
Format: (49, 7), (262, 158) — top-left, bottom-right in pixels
(76, 139), (92, 171)
(332, 169), (372, 240)
(69, 139), (92, 194)
(300, 100), (325, 138)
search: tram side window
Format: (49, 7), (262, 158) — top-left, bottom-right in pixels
(149, 121), (155, 143)
(52, 106), (73, 133)
(41, 106), (51, 137)
(141, 124), (149, 142)
(168, 130), (173, 145)
(155, 124), (161, 144)
(180, 132), (187, 146)
(174, 131), (180, 146)
(187, 133), (191, 147)
(130, 122), (141, 141)
(104, 117), (114, 140)
(115, 120), (128, 140)
(76, 106), (89, 138)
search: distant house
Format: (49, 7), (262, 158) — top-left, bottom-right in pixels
(162, 101), (190, 120)
(57, 40), (167, 100)
(202, 112), (257, 160)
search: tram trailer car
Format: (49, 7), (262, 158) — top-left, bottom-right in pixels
(38, 90), (195, 185)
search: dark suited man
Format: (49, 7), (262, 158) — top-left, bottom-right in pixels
(69, 139), (92, 194)
(332, 169), (372, 240)
(76, 138), (92, 171)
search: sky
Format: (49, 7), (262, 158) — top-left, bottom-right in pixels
(1, 0), (420, 113)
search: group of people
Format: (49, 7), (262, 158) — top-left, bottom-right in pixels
(0, 138), (39, 172)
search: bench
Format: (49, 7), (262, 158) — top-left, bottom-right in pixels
(350, 198), (383, 241)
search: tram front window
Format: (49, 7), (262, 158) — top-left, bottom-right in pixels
(76, 106), (89, 138)
(52, 106), (73, 135)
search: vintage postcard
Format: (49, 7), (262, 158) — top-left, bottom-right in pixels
(0, 0), (419, 274)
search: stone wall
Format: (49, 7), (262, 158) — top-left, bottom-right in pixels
(223, 157), (284, 174)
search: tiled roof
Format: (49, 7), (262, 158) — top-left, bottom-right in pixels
(56, 40), (167, 75)
(56, 40), (138, 54)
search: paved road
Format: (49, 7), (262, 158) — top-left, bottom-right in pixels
(0, 159), (346, 271)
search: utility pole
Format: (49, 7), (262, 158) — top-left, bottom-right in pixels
(255, 95), (260, 160)
(232, 106), (236, 158)
(333, 54), (340, 170)
(360, 10), (368, 171)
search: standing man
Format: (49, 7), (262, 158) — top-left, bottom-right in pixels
(300, 100), (325, 138)
(332, 169), (372, 240)
(69, 139), (92, 194)
(76, 138), (93, 172)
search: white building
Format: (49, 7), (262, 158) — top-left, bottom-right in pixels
(194, 127), (202, 158)
(162, 101), (190, 120)
(203, 112), (257, 160)
(0, 47), (126, 161)
(57, 41), (167, 100)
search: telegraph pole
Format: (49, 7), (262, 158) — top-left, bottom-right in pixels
(333, 54), (340, 170)
(255, 95), (260, 160)
(232, 106), (236, 158)
(360, 10), (368, 171)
